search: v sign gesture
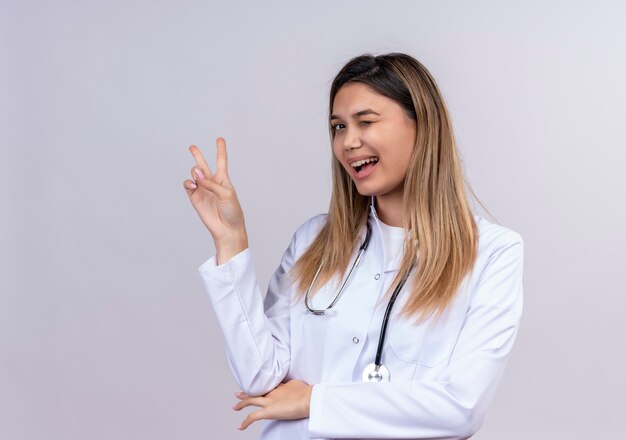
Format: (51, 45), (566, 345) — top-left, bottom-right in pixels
(184, 137), (249, 265)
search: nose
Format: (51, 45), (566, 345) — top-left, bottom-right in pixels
(343, 127), (362, 151)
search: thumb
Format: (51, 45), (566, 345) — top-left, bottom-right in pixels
(183, 179), (197, 198)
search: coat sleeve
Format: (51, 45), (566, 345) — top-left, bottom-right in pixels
(197, 229), (300, 397)
(308, 231), (524, 439)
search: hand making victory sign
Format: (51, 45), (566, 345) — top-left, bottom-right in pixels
(183, 137), (313, 430)
(184, 137), (249, 265)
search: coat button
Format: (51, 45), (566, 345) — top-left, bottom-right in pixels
(374, 273), (381, 280)
(352, 337), (360, 344)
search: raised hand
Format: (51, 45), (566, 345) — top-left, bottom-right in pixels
(184, 137), (248, 264)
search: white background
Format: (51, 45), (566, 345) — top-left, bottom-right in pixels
(1, 0), (624, 438)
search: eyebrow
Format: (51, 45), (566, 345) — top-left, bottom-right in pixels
(330, 109), (381, 121)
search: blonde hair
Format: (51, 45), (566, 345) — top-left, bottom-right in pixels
(288, 53), (478, 323)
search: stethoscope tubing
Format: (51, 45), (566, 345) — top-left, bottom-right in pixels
(304, 221), (372, 315)
(304, 217), (414, 379)
(374, 269), (412, 367)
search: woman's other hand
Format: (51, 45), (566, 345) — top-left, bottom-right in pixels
(233, 379), (314, 431)
(184, 137), (248, 264)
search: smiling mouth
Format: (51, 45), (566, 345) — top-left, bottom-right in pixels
(351, 156), (379, 173)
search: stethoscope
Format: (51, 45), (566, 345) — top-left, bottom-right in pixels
(304, 220), (414, 382)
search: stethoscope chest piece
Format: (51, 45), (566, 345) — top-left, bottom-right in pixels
(361, 362), (390, 382)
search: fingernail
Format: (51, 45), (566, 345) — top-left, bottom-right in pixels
(189, 182), (197, 189)
(195, 168), (205, 179)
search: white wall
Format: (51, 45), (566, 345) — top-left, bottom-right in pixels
(1, 0), (624, 438)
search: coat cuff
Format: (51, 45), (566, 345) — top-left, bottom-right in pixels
(197, 247), (252, 301)
(308, 384), (328, 438)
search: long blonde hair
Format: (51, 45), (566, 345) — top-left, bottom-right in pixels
(288, 53), (478, 323)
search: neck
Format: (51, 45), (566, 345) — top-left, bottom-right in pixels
(374, 193), (404, 227)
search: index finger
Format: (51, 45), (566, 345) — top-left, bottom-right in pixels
(188, 144), (213, 176)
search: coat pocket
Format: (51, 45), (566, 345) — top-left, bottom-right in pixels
(388, 309), (461, 368)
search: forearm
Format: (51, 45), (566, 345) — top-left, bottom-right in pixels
(309, 372), (497, 439)
(199, 247), (291, 396)
(308, 332), (517, 439)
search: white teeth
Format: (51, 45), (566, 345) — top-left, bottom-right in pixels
(350, 157), (379, 167)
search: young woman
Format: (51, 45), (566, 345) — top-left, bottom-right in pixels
(183, 53), (524, 439)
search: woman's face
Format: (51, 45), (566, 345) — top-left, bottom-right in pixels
(331, 82), (417, 200)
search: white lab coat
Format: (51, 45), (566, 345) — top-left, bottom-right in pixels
(198, 201), (524, 439)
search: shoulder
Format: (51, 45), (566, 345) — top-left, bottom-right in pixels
(473, 215), (524, 278)
(475, 215), (524, 256)
(295, 213), (328, 236)
(465, 216), (524, 323)
(290, 213), (328, 253)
